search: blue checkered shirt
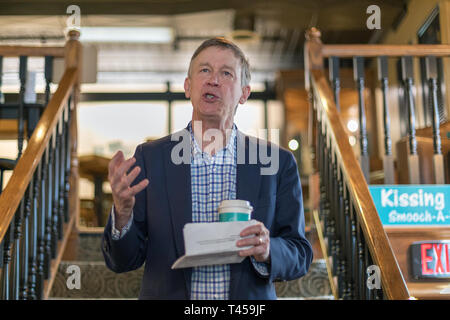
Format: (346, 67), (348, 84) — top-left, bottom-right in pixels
(189, 121), (237, 300)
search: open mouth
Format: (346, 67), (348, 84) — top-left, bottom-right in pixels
(203, 92), (219, 102)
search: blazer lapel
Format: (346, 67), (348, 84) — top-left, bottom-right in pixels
(230, 130), (262, 298)
(163, 137), (192, 297)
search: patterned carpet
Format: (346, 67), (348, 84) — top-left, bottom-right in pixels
(50, 233), (332, 299)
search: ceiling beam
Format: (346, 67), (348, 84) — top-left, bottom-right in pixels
(0, 0), (408, 16)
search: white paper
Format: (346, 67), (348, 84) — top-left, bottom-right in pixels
(171, 220), (258, 269)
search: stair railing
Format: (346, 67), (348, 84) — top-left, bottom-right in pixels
(0, 30), (81, 300)
(305, 28), (412, 300)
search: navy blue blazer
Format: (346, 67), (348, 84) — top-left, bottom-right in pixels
(102, 127), (313, 299)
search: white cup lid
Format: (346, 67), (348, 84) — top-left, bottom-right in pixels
(218, 200), (253, 211)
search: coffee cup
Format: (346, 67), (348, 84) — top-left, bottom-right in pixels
(218, 200), (253, 222)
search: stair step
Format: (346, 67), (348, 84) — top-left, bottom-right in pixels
(49, 259), (331, 299)
(75, 233), (105, 261)
(274, 259), (332, 298)
(49, 261), (144, 299)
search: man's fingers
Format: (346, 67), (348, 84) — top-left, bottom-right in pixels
(111, 157), (136, 185)
(116, 157), (136, 177)
(125, 166), (141, 186)
(109, 151), (125, 173)
(236, 235), (267, 248)
(240, 223), (267, 237)
(113, 168), (145, 196)
(129, 178), (149, 195)
(238, 244), (267, 258)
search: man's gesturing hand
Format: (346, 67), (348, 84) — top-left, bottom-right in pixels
(108, 151), (149, 229)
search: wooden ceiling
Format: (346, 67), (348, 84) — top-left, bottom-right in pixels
(1, 0), (408, 46)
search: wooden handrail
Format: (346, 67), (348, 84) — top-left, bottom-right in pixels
(322, 44), (450, 57)
(0, 46), (65, 57)
(311, 68), (410, 300)
(0, 67), (77, 243)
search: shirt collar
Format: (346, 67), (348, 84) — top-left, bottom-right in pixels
(188, 121), (237, 158)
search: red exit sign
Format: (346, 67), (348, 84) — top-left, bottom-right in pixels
(410, 241), (450, 280)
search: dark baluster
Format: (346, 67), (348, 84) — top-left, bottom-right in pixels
(329, 56), (340, 111)
(342, 184), (353, 299)
(356, 222), (366, 299)
(327, 144), (337, 281)
(44, 56), (53, 106)
(37, 149), (48, 296)
(64, 101), (72, 222)
(353, 56), (370, 181)
(318, 117), (327, 227)
(364, 244), (373, 300)
(332, 153), (343, 298)
(329, 142), (338, 275)
(19, 184), (31, 300)
(0, 55), (4, 104)
(367, 249), (384, 300)
(338, 170), (350, 300)
(377, 56), (395, 184)
(425, 56), (444, 184)
(27, 165), (40, 300)
(58, 115), (66, 235)
(317, 116), (330, 259)
(350, 203), (358, 299)
(11, 199), (25, 299)
(51, 128), (60, 257)
(17, 56), (28, 159)
(45, 138), (54, 277)
(339, 166), (347, 299)
(1, 222), (14, 299)
(401, 56), (420, 184)
(323, 134), (334, 267)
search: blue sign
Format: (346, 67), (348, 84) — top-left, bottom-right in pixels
(369, 185), (450, 226)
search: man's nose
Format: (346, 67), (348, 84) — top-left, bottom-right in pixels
(207, 72), (219, 86)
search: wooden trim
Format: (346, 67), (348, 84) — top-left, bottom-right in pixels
(322, 44), (450, 57)
(0, 46), (65, 57)
(310, 68), (411, 300)
(0, 68), (78, 243)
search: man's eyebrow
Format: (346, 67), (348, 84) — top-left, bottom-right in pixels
(198, 62), (212, 68)
(197, 62), (236, 71)
(221, 65), (236, 72)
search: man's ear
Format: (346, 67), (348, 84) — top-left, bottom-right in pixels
(239, 85), (251, 104)
(184, 77), (191, 99)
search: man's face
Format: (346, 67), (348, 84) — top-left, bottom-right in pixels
(184, 46), (251, 124)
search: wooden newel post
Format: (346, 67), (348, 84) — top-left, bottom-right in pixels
(62, 29), (81, 261)
(305, 28), (324, 75)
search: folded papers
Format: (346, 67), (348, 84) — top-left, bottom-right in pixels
(171, 220), (258, 269)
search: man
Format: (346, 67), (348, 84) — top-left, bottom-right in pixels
(102, 37), (313, 299)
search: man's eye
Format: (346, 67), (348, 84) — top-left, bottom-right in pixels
(223, 71), (232, 76)
(200, 68), (209, 73)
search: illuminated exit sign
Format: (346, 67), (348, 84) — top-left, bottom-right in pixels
(410, 241), (450, 280)
(369, 185), (450, 226)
